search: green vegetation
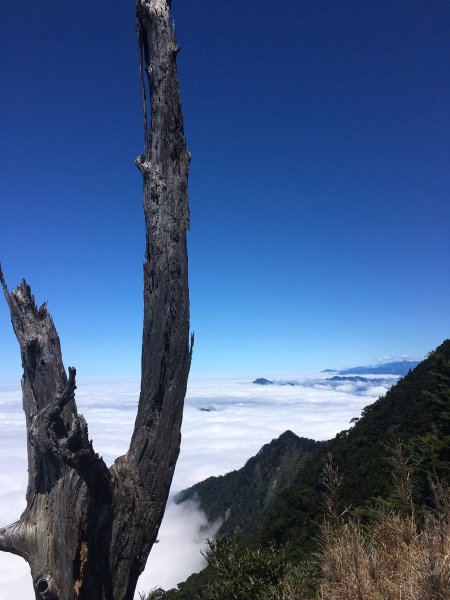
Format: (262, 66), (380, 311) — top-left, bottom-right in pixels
(261, 339), (450, 563)
(176, 432), (324, 536)
(201, 530), (289, 599)
(317, 450), (450, 599)
(162, 453), (450, 599)
(150, 340), (450, 598)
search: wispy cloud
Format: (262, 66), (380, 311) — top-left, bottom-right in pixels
(0, 372), (397, 597)
(137, 498), (221, 594)
(374, 354), (419, 364)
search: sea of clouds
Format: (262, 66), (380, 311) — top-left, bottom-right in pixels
(0, 371), (397, 598)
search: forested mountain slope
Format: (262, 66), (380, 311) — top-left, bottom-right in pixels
(159, 340), (450, 598)
(260, 339), (450, 560)
(176, 432), (324, 535)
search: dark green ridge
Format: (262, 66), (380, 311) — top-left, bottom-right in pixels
(176, 432), (324, 536)
(158, 340), (450, 597)
(259, 339), (450, 562)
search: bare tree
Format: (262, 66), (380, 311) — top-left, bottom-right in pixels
(0, 1), (192, 598)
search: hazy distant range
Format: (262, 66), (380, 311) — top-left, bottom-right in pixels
(0, 362), (413, 598)
(253, 360), (419, 386)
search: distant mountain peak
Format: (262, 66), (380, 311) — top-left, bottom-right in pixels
(339, 360), (420, 376)
(322, 360), (420, 376)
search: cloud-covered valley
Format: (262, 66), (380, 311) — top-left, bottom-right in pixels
(0, 372), (397, 598)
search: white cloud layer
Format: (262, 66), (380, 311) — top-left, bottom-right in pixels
(0, 372), (396, 598)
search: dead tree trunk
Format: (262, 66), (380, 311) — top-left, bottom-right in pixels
(0, 1), (191, 598)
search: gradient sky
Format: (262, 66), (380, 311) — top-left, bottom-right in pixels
(1, 0), (449, 378)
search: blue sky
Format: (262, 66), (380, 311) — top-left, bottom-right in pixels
(1, 0), (449, 377)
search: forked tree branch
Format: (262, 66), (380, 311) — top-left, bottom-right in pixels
(30, 367), (112, 500)
(1, 270), (110, 502)
(1, 1), (192, 596)
(0, 266), (112, 596)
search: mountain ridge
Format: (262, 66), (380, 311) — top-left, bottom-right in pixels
(326, 359), (420, 375)
(159, 340), (450, 598)
(175, 431), (324, 536)
(259, 340), (450, 559)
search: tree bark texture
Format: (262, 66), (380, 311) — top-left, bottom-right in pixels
(0, 1), (191, 598)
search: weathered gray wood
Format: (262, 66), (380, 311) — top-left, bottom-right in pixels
(109, 0), (192, 596)
(0, 1), (191, 598)
(0, 274), (113, 599)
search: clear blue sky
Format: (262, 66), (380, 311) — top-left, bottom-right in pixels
(1, 0), (449, 378)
